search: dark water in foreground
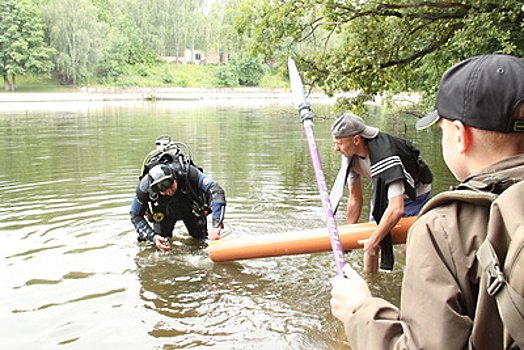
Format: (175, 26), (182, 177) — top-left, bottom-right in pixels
(0, 98), (454, 349)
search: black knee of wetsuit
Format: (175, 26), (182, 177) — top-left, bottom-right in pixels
(182, 214), (208, 240)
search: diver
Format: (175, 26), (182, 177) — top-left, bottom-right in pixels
(130, 156), (226, 251)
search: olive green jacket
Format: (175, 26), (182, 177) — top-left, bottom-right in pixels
(344, 155), (524, 349)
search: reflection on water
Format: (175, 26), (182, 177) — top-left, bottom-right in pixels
(0, 99), (453, 349)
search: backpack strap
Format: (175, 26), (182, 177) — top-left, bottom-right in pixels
(421, 183), (524, 347)
(477, 237), (524, 347)
(476, 181), (524, 348)
(419, 189), (496, 216)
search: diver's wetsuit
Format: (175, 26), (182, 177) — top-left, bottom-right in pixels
(130, 162), (226, 241)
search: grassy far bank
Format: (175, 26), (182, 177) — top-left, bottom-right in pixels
(3, 62), (290, 93)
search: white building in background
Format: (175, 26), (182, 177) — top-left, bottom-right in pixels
(160, 49), (228, 65)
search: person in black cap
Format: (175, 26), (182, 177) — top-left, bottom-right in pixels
(330, 112), (433, 273)
(130, 162), (226, 251)
(330, 53), (524, 349)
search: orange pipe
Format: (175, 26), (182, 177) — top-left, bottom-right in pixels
(209, 216), (417, 262)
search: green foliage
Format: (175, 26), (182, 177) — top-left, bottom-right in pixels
(216, 64), (239, 87)
(174, 77), (188, 87)
(43, 0), (106, 85)
(161, 68), (175, 84)
(234, 0), (524, 112)
(95, 17), (157, 81)
(96, 30), (130, 80)
(6, 61), (287, 90)
(0, 0), (55, 91)
(208, 1), (242, 60)
(119, 0), (208, 57)
(236, 55), (266, 86)
(104, 62), (221, 88)
(258, 68), (289, 88)
(215, 55), (266, 87)
(35, 0), (240, 86)
(136, 64), (151, 77)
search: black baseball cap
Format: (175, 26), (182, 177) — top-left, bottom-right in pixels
(416, 53), (524, 133)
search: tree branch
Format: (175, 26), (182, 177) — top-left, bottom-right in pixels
(317, 1), (470, 25)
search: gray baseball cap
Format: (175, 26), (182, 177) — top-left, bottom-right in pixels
(331, 112), (379, 139)
(416, 53), (524, 132)
(149, 164), (176, 193)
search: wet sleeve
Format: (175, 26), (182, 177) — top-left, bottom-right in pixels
(208, 181), (226, 227)
(129, 185), (155, 242)
(195, 168), (226, 227)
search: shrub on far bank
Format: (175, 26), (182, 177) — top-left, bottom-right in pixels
(215, 55), (266, 87)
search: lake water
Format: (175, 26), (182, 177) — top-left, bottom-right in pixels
(0, 97), (454, 349)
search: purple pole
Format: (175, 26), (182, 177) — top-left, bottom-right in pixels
(288, 57), (346, 276)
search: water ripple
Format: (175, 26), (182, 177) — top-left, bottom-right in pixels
(12, 288), (127, 313)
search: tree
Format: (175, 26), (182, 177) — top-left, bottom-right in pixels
(216, 54), (265, 86)
(207, 0), (241, 63)
(0, 0), (55, 91)
(95, 7), (158, 80)
(42, 0), (106, 85)
(234, 0), (524, 110)
(120, 0), (206, 58)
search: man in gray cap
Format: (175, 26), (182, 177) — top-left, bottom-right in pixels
(331, 53), (524, 349)
(331, 112), (432, 273)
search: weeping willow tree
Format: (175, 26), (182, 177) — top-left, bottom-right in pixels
(42, 0), (106, 85)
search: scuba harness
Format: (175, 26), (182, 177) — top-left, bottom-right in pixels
(141, 136), (211, 221)
(139, 135), (195, 179)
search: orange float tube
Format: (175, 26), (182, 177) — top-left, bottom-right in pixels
(209, 216), (417, 262)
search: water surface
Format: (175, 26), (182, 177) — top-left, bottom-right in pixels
(0, 98), (453, 349)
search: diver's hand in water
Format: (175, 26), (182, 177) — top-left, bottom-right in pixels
(210, 226), (222, 240)
(153, 235), (171, 251)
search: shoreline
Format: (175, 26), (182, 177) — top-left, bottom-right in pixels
(0, 87), (343, 103)
(0, 87), (421, 107)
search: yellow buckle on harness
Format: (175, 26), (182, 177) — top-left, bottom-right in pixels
(153, 212), (165, 222)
